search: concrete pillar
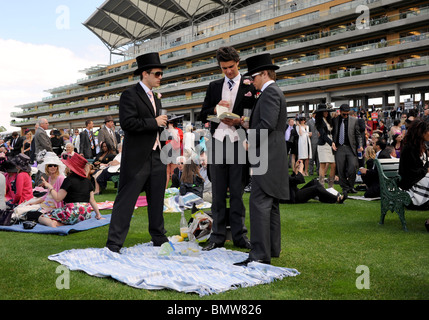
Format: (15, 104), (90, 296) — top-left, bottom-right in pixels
(190, 109), (195, 123)
(382, 92), (389, 109)
(362, 95), (368, 109)
(326, 92), (331, 104)
(304, 102), (310, 117)
(395, 83), (400, 109)
(420, 91), (426, 109)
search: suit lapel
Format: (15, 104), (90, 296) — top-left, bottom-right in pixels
(214, 79), (223, 103)
(232, 80), (246, 114)
(136, 84), (156, 117)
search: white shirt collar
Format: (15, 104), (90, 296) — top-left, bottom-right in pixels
(139, 81), (151, 95)
(261, 80), (275, 92)
(225, 73), (241, 85)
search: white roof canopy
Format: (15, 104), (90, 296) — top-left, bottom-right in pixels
(84, 0), (259, 51)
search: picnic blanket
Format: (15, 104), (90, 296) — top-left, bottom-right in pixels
(48, 242), (299, 296)
(348, 196), (380, 201)
(164, 188), (211, 213)
(0, 213), (111, 235)
(92, 196), (148, 211)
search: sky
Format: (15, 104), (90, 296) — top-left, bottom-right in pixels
(0, 0), (111, 132)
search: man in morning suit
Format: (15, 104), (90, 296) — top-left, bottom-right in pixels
(106, 52), (169, 253)
(79, 120), (97, 160)
(332, 104), (363, 195)
(235, 53), (289, 266)
(199, 46), (255, 251)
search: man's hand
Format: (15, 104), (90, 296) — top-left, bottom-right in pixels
(221, 118), (241, 126)
(156, 115), (168, 127)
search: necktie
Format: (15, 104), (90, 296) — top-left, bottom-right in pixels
(228, 79), (235, 91)
(339, 119), (345, 145)
(89, 131), (94, 149)
(148, 90), (160, 150)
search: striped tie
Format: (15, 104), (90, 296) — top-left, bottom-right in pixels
(228, 79), (235, 91)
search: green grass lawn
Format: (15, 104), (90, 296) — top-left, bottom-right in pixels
(1, 177), (428, 300)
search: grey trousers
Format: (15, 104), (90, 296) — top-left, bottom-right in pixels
(335, 145), (358, 192)
(248, 178), (281, 263)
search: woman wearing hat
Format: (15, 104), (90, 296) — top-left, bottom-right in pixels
(10, 153), (33, 206)
(315, 103), (336, 188)
(38, 153), (102, 227)
(13, 152), (66, 219)
(297, 116), (312, 176)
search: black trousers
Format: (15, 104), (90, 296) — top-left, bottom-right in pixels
(207, 137), (248, 246)
(96, 169), (118, 189)
(295, 179), (338, 203)
(106, 149), (167, 251)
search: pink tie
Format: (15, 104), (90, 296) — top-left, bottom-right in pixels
(148, 90), (160, 150)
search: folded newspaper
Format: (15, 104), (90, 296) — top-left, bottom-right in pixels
(207, 105), (240, 123)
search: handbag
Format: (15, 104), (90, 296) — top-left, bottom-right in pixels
(0, 208), (14, 226)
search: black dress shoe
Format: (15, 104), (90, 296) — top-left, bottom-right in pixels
(106, 246), (121, 253)
(348, 188), (358, 194)
(235, 240), (252, 250)
(152, 238), (169, 247)
(202, 242), (224, 251)
(234, 258), (270, 267)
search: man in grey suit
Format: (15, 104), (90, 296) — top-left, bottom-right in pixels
(332, 104), (363, 194)
(235, 53), (289, 266)
(307, 111), (319, 175)
(97, 115), (118, 154)
(34, 118), (53, 161)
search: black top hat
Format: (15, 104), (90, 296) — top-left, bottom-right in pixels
(133, 52), (166, 75)
(339, 104), (350, 112)
(244, 53), (279, 76)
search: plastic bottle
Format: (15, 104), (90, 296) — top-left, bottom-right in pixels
(180, 211), (188, 239)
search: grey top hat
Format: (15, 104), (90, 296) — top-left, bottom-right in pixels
(104, 115), (114, 123)
(133, 52), (166, 75)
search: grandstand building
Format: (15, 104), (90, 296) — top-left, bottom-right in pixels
(11, 0), (429, 133)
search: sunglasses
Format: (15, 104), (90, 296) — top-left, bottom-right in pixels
(47, 164), (58, 168)
(149, 71), (163, 78)
(251, 72), (261, 80)
(62, 154), (72, 160)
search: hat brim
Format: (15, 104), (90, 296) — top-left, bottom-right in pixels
(244, 64), (279, 76)
(314, 108), (329, 113)
(61, 159), (87, 178)
(37, 157), (66, 175)
(133, 64), (167, 75)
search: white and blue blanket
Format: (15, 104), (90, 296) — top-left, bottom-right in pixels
(48, 242), (299, 296)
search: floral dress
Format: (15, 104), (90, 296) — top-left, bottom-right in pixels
(42, 173), (94, 225)
(48, 202), (92, 225)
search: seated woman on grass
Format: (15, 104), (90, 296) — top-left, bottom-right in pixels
(38, 153), (102, 228)
(15, 152), (66, 220)
(284, 159), (347, 204)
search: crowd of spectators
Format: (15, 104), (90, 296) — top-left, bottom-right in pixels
(1, 101), (428, 232)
